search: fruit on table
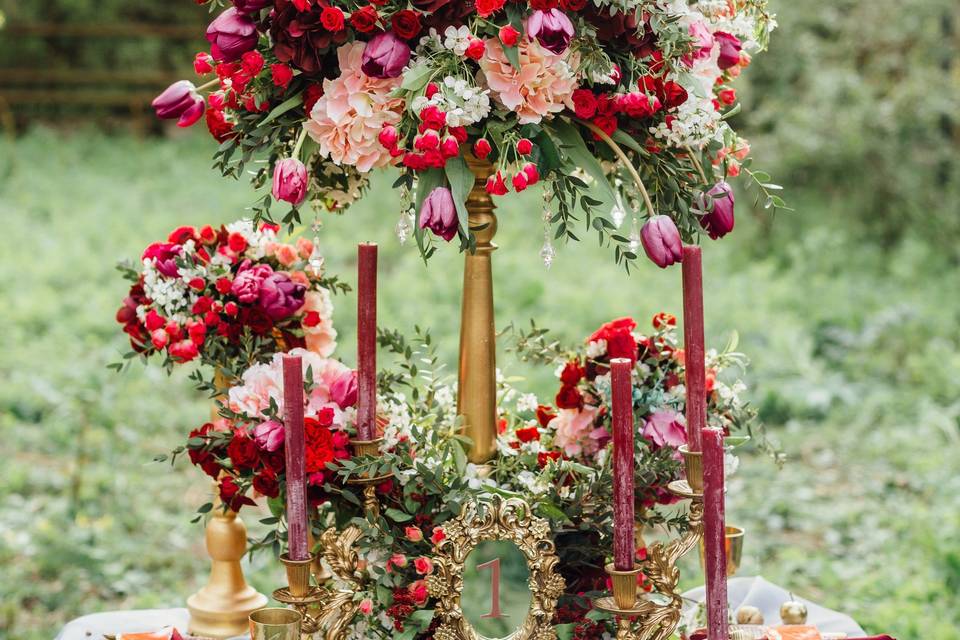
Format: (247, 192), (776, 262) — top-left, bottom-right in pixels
(736, 605), (765, 625)
(779, 599), (809, 625)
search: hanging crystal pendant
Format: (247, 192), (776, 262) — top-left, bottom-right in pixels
(540, 236), (556, 269)
(611, 178), (626, 228)
(628, 217), (641, 254)
(308, 235), (324, 274)
(395, 211), (412, 244)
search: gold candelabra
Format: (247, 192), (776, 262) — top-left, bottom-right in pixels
(591, 457), (705, 640)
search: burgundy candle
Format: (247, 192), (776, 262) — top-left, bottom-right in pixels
(357, 243), (378, 441)
(702, 427), (728, 640)
(682, 245), (706, 452)
(282, 354), (309, 561)
(610, 358), (635, 571)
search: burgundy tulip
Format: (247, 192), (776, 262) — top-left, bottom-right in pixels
(527, 9), (575, 55)
(699, 181), (735, 239)
(271, 158), (308, 205)
(206, 7), (259, 62)
(151, 81), (205, 127)
(259, 272), (306, 320)
(419, 187), (458, 241)
(232, 0), (271, 14)
(640, 215), (683, 268)
(361, 31), (411, 79)
(714, 31), (742, 70)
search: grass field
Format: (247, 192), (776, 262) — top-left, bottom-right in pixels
(2, 127), (959, 640)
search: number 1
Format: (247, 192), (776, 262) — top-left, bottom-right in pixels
(478, 557), (504, 618)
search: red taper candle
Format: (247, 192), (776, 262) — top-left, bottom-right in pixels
(702, 426), (728, 640)
(682, 245), (706, 452)
(611, 358), (635, 571)
(282, 353), (309, 561)
(357, 243), (378, 441)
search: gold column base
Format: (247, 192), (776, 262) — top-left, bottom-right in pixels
(187, 508), (268, 638)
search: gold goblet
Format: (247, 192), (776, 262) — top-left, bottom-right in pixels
(249, 608), (301, 640)
(699, 525), (744, 577)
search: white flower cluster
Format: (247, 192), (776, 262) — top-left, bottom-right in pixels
(410, 75), (491, 128)
(649, 94), (725, 148)
(140, 261), (193, 323)
(417, 25), (473, 56)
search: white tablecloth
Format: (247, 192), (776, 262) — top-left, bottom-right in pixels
(682, 576), (866, 637)
(54, 576), (866, 640)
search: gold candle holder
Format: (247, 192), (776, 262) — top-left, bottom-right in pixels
(607, 563), (643, 610)
(280, 553), (313, 598)
(249, 607), (301, 640)
(273, 553), (325, 638)
(679, 444), (704, 493)
(348, 437), (393, 519)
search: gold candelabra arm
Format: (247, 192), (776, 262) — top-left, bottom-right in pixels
(458, 153), (499, 463)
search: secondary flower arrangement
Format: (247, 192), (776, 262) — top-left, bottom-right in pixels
(179, 315), (758, 638)
(153, 0), (780, 268)
(115, 220), (346, 381)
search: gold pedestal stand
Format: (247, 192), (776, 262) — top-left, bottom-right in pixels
(458, 154), (499, 463)
(592, 462), (705, 640)
(187, 506), (269, 638)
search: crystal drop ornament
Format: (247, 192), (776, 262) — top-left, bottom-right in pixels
(540, 239), (556, 269)
(395, 212), (412, 244)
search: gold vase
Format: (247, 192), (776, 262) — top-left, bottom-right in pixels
(188, 370), (268, 638)
(457, 154), (499, 463)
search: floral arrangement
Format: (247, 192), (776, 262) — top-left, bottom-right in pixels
(153, 0), (781, 268)
(114, 220), (346, 381)
(178, 315), (760, 638)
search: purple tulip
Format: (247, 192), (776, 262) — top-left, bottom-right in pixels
(272, 158), (308, 206)
(640, 215), (683, 268)
(527, 9), (575, 55)
(206, 7), (259, 62)
(151, 81), (205, 127)
(419, 187), (458, 242)
(259, 272), (306, 320)
(253, 420), (284, 452)
(699, 181), (735, 239)
(231, 262), (274, 303)
(714, 31), (742, 70)
(232, 0), (271, 14)
(361, 31), (411, 79)
(141, 242), (184, 277)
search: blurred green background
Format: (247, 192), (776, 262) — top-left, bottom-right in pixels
(1, 1), (959, 639)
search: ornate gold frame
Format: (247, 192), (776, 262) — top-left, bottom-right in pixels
(426, 496), (565, 640)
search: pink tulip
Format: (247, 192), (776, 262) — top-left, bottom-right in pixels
(361, 31), (411, 79)
(714, 31), (742, 70)
(640, 215), (683, 268)
(419, 186), (458, 242)
(206, 7), (259, 62)
(253, 420), (285, 452)
(699, 181), (735, 239)
(271, 158), (308, 205)
(151, 81), (205, 127)
(527, 9), (575, 54)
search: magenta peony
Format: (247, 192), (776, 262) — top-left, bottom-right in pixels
(258, 272), (306, 320)
(526, 9), (575, 55)
(231, 262), (274, 303)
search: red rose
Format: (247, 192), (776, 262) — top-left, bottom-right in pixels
(252, 467), (280, 498)
(498, 24), (519, 46)
(169, 339), (200, 362)
(652, 312), (676, 329)
(188, 423), (223, 479)
(560, 360), (585, 385)
(555, 384), (583, 409)
(571, 88), (597, 119)
(239, 307), (274, 335)
(227, 430), (260, 470)
(718, 88), (736, 105)
(391, 9), (421, 40)
(205, 109), (235, 144)
(228, 231), (247, 253)
(419, 105), (446, 130)
(535, 405), (556, 427)
(537, 451), (562, 468)
(271, 63), (294, 88)
(320, 6), (346, 31)
(241, 50), (265, 76)
(516, 426), (540, 442)
(305, 419), (335, 474)
(476, 0), (506, 17)
(219, 476), (256, 512)
(606, 332), (638, 363)
(303, 84), (324, 114)
(591, 114), (618, 137)
(465, 38), (485, 60)
(350, 5), (379, 32)
(530, 0), (559, 9)
(168, 226), (197, 244)
(589, 317), (637, 343)
(661, 80), (688, 108)
(560, 0), (586, 10)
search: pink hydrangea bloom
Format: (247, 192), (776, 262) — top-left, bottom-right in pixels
(549, 406), (603, 457)
(304, 42), (403, 172)
(479, 37), (579, 125)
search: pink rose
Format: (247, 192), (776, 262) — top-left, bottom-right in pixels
(273, 243), (299, 267)
(405, 526), (424, 542)
(387, 553), (408, 572)
(641, 411), (687, 450)
(358, 598), (374, 615)
(296, 237), (315, 259)
(231, 261), (274, 303)
(414, 557), (434, 575)
(253, 420), (284, 452)
(409, 580), (429, 606)
(430, 527), (445, 545)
